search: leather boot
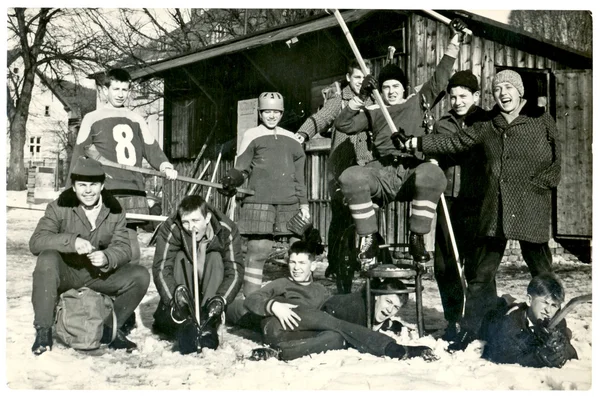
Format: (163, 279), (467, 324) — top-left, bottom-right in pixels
(409, 232), (430, 263)
(108, 329), (137, 352)
(32, 327), (53, 355)
(358, 233), (379, 271)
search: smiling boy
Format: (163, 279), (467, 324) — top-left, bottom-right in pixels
(241, 241), (436, 362)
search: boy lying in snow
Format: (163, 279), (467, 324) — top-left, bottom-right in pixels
(228, 240), (436, 361)
(480, 273), (578, 368)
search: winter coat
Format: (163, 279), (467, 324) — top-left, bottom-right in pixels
(29, 189), (131, 273)
(321, 291), (403, 333)
(431, 106), (488, 199)
(481, 303), (578, 368)
(297, 84), (374, 180)
(152, 204), (243, 305)
(421, 103), (561, 243)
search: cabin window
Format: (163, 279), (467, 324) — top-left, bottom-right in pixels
(44, 106), (50, 117)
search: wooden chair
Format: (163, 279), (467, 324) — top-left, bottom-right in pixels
(362, 257), (427, 337)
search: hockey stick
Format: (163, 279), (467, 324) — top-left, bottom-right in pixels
(84, 144), (255, 195)
(547, 293), (591, 329)
(422, 10), (473, 35)
(192, 231), (201, 323)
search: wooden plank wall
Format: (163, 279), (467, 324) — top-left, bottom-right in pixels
(554, 70), (593, 237)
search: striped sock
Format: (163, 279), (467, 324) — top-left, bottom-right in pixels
(410, 199), (437, 234)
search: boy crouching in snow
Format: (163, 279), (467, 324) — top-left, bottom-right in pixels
(480, 273), (578, 368)
(230, 241), (436, 361)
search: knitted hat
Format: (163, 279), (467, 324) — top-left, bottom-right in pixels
(70, 156), (106, 183)
(447, 70), (479, 93)
(493, 70), (524, 96)
(378, 64), (408, 91)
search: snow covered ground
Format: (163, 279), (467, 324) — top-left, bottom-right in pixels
(3, 191), (594, 390)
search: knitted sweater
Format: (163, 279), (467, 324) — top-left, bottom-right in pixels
(235, 124), (308, 205)
(244, 277), (330, 317)
(334, 43), (459, 160)
(67, 106), (171, 194)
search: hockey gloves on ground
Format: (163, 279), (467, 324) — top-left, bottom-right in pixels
(218, 168), (246, 197)
(536, 327), (570, 368)
(358, 74), (378, 102)
(391, 126), (409, 150)
(449, 18), (468, 42)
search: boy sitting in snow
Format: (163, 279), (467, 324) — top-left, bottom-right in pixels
(230, 240), (436, 361)
(480, 273), (578, 368)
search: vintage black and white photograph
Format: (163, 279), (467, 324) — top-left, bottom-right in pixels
(2, 2), (594, 391)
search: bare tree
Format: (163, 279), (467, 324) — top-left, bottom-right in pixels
(509, 10), (592, 53)
(7, 8), (106, 190)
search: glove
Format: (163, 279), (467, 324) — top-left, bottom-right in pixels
(536, 327), (569, 368)
(358, 74), (378, 101)
(287, 210), (313, 238)
(218, 168), (245, 197)
(449, 18), (468, 42)
(404, 345), (439, 362)
(390, 127), (409, 150)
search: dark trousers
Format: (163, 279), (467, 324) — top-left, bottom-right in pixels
(153, 251), (224, 336)
(262, 309), (395, 360)
(462, 237), (553, 334)
(326, 179), (355, 292)
(32, 249), (150, 329)
(434, 197), (482, 324)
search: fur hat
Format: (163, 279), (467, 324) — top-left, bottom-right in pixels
(378, 64), (408, 91)
(493, 70), (524, 96)
(447, 70), (479, 93)
(70, 156), (105, 183)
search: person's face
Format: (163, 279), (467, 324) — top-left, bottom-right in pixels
(381, 79), (405, 106)
(346, 67), (369, 95)
(288, 252), (316, 283)
(180, 209), (212, 240)
(259, 110), (283, 129)
(373, 293), (403, 324)
(103, 80), (131, 108)
(449, 86), (480, 116)
(72, 181), (104, 208)
(527, 294), (561, 324)
(493, 82), (522, 113)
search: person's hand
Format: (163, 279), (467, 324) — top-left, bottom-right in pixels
(449, 18), (468, 42)
(299, 204), (310, 221)
(390, 127), (409, 150)
(163, 167), (178, 180)
(271, 302), (301, 330)
(358, 74), (378, 101)
(75, 237), (94, 255)
(87, 251), (108, 268)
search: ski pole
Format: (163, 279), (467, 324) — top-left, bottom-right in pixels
(192, 231), (201, 323)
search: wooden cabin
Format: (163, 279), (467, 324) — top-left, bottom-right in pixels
(130, 9), (592, 260)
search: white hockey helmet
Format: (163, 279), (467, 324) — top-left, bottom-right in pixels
(258, 92), (284, 111)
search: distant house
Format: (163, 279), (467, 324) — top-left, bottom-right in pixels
(6, 58), (96, 185)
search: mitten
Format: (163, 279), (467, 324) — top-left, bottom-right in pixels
(537, 328), (569, 368)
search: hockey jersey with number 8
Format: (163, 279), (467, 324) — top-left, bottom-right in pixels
(66, 107), (171, 194)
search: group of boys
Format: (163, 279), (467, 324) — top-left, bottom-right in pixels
(28, 17), (578, 369)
